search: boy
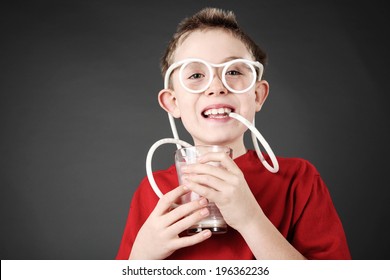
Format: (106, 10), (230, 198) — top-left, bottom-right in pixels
(116, 7), (351, 260)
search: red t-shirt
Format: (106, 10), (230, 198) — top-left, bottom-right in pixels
(116, 150), (351, 259)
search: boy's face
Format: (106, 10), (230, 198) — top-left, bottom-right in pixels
(159, 29), (268, 148)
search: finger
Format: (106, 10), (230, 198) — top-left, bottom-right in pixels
(198, 152), (240, 174)
(164, 197), (209, 227)
(182, 163), (235, 183)
(171, 230), (212, 249)
(184, 180), (220, 202)
(167, 206), (210, 236)
(181, 151), (238, 176)
(184, 173), (226, 193)
(153, 185), (190, 216)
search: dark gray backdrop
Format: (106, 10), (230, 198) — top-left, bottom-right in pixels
(1, 0), (389, 259)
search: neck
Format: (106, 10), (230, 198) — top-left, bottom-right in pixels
(228, 142), (247, 159)
(193, 137), (247, 159)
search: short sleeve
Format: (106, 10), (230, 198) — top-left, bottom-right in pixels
(290, 173), (351, 259)
(115, 177), (159, 260)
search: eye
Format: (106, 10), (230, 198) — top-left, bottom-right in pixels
(226, 70), (242, 76)
(189, 73), (205, 79)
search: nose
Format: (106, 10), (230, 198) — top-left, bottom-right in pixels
(204, 74), (228, 96)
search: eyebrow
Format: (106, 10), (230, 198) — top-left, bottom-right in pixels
(221, 56), (244, 62)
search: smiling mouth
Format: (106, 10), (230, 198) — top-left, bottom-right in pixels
(202, 107), (233, 119)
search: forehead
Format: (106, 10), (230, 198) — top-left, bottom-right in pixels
(173, 29), (253, 63)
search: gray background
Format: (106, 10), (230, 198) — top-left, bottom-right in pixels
(1, 0), (389, 259)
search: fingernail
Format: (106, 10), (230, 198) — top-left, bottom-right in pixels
(203, 230), (212, 238)
(199, 197), (208, 206)
(200, 208), (209, 216)
(198, 157), (206, 163)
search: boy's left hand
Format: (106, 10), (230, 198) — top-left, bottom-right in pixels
(180, 151), (263, 232)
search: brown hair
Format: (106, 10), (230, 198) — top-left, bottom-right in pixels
(160, 7), (267, 77)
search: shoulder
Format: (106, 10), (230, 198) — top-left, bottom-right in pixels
(240, 150), (326, 203)
(278, 155), (320, 178)
(276, 154), (323, 195)
(137, 164), (178, 197)
(130, 164), (178, 213)
(241, 150), (320, 178)
(273, 154), (330, 205)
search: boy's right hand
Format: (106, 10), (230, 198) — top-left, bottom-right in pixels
(129, 185), (212, 260)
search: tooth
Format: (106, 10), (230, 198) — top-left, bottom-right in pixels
(203, 107), (233, 116)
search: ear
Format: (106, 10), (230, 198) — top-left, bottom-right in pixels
(158, 89), (181, 118)
(254, 80), (269, 112)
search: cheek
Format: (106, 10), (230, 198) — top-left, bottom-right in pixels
(176, 95), (198, 118)
(239, 96), (257, 118)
